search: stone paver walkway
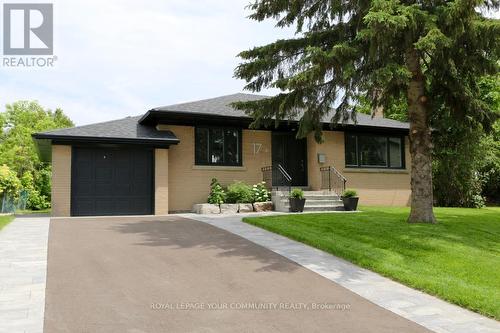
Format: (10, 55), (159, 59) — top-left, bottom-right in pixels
(0, 216), (50, 333)
(181, 213), (500, 333)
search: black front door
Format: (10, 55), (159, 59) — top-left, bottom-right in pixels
(272, 132), (308, 186)
(71, 147), (154, 216)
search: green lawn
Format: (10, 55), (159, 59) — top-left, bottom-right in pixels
(243, 207), (500, 319)
(0, 215), (14, 230)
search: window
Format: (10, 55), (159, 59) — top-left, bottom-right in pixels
(345, 133), (404, 169)
(195, 127), (242, 166)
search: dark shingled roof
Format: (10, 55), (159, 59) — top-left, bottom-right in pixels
(33, 116), (179, 144)
(34, 93), (409, 149)
(145, 93), (409, 130)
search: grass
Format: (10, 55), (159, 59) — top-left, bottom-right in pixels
(243, 207), (500, 319)
(0, 215), (14, 231)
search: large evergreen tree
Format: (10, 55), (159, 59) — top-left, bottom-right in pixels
(233, 0), (500, 223)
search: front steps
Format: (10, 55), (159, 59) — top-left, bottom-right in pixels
(272, 190), (344, 212)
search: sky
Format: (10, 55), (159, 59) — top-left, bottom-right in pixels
(0, 0), (294, 125)
(1, 1), (498, 126)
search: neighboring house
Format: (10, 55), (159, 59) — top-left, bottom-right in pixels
(33, 93), (411, 217)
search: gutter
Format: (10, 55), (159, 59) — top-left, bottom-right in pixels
(32, 133), (180, 146)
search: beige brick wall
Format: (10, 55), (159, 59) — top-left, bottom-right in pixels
(49, 127), (410, 215)
(51, 145), (72, 216)
(158, 125), (272, 212)
(307, 134), (321, 190)
(307, 131), (411, 206)
(155, 148), (169, 215)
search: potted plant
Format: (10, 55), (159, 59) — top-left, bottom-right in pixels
(289, 188), (306, 212)
(342, 189), (359, 211)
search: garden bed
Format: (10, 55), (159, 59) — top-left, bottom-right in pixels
(194, 179), (273, 214)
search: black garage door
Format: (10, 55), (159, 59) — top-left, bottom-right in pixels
(71, 147), (154, 216)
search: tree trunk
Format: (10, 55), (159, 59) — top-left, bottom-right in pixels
(406, 48), (436, 223)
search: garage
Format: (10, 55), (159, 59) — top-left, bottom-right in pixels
(71, 146), (154, 216)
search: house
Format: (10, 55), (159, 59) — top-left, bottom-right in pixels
(33, 93), (411, 217)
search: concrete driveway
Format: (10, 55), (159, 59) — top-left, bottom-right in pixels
(45, 216), (430, 333)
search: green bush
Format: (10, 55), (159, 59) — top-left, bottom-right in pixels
(20, 172), (50, 210)
(0, 165), (21, 199)
(226, 181), (253, 203)
(207, 178), (226, 205)
(290, 188), (304, 199)
(34, 167), (51, 200)
(342, 189), (358, 198)
(478, 121), (500, 204)
(252, 182), (270, 202)
(27, 190), (50, 210)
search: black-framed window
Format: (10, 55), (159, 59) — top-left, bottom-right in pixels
(345, 133), (405, 169)
(195, 127), (242, 166)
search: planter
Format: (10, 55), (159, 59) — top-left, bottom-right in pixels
(342, 197), (359, 211)
(289, 198), (306, 212)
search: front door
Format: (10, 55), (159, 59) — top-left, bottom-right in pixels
(271, 132), (308, 186)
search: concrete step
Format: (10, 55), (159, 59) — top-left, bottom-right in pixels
(303, 205), (345, 212)
(273, 191), (341, 199)
(302, 195), (341, 201)
(305, 199), (343, 207)
(271, 190), (344, 212)
(275, 204), (344, 212)
(278, 204), (345, 212)
(281, 199), (343, 207)
(302, 190), (334, 195)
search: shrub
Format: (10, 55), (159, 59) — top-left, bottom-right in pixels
(34, 167), (51, 200)
(342, 189), (358, 198)
(0, 165), (21, 200)
(469, 194), (486, 208)
(207, 178), (226, 205)
(27, 190), (50, 210)
(290, 188), (304, 199)
(20, 171), (51, 210)
(252, 182), (270, 202)
(226, 181), (253, 203)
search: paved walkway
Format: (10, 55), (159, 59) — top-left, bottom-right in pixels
(181, 213), (500, 333)
(0, 216), (50, 333)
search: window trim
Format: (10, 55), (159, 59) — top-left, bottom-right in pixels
(195, 126), (243, 167)
(344, 132), (405, 169)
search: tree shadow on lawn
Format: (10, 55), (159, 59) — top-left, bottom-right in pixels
(110, 216), (301, 274)
(306, 209), (500, 256)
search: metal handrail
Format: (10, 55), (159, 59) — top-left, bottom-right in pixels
(320, 166), (347, 196)
(277, 164), (292, 182)
(261, 164), (292, 193)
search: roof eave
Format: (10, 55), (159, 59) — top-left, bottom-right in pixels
(32, 133), (180, 148)
(138, 110), (154, 125)
(138, 110), (409, 133)
(139, 109), (255, 127)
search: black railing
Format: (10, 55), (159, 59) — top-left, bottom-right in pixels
(320, 166), (346, 196)
(261, 164), (292, 193)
